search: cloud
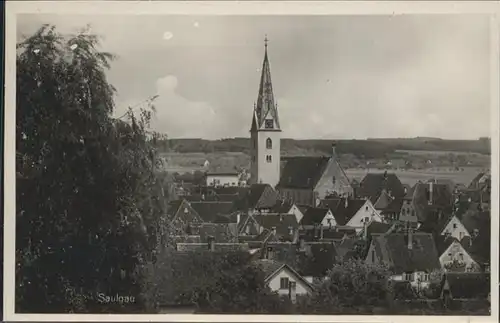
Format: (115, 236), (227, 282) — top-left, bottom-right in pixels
(16, 14), (491, 140)
(146, 75), (224, 139)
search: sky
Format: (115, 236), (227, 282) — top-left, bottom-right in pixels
(17, 14), (492, 140)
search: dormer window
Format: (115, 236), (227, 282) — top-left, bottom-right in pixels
(265, 119), (274, 129)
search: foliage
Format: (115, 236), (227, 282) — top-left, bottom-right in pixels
(306, 259), (392, 313)
(16, 24), (169, 313)
(139, 250), (285, 313)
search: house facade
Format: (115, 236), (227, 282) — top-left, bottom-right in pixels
(440, 216), (470, 241)
(439, 240), (480, 272)
(344, 199), (383, 232)
(206, 172), (240, 187)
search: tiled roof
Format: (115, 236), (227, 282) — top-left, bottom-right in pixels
(373, 190), (394, 210)
(411, 183), (453, 223)
(167, 200), (184, 216)
(468, 172), (490, 190)
(233, 184), (278, 211)
(300, 227), (356, 242)
(300, 207), (330, 226)
(381, 198), (403, 215)
(373, 233), (441, 274)
(183, 194), (219, 202)
(332, 198), (367, 225)
(199, 223), (238, 243)
(265, 200), (294, 213)
(319, 198), (342, 212)
(277, 156), (330, 189)
(190, 201), (234, 222)
(364, 221), (392, 238)
(445, 273), (490, 299)
(297, 242), (339, 277)
(254, 214), (299, 242)
(176, 242), (249, 252)
(434, 235), (459, 255)
(335, 237), (359, 261)
(254, 259), (285, 279)
(357, 173), (405, 202)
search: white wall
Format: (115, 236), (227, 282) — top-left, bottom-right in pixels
(439, 241), (479, 271)
(289, 204), (304, 223)
(321, 210), (337, 227)
(346, 200), (383, 231)
(267, 268), (311, 296)
(441, 216), (471, 241)
(206, 175), (239, 187)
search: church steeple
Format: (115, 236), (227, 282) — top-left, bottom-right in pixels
(249, 35), (282, 187)
(253, 36), (280, 131)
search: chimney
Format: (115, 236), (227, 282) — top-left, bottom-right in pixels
(267, 246), (274, 259)
(271, 226), (277, 235)
(289, 281), (297, 303)
(280, 214), (283, 222)
(407, 229), (413, 250)
(299, 238), (305, 250)
(236, 212), (241, 224)
(345, 198), (348, 208)
(208, 237), (215, 251)
(331, 143), (337, 158)
(429, 181), (434, 205)
(201, 194), (205, 201)
(320, 226), (324, 239)
(404, 187), (408, 195)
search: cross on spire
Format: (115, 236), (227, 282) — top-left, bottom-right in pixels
(264, 35), (268, 50)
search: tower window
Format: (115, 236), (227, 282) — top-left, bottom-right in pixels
(265, 119), (274, 129)
(266, 155), (272, 163)
(266, 138), (272, 149)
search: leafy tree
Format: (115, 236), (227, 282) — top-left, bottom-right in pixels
(16, 25), (169, 313)
(140, 250), (286, 313)
(307, 259), (392, 313)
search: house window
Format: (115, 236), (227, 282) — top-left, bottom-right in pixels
(280, 277), (290, 290)
(266, 155), (272, 163)
(266, 138), (272, 149)
(365, 206), (368, 211)
(402, 209), (406, 216)
(364, 217), (369, 223)
(265, 119), (274, 129)
(403, 273), (412, 281)
(459, 253), (464, 261)
(422, 274), (430, 282)
(453, 223), (457, 229)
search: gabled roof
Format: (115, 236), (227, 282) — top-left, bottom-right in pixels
(373, 189), (395, 210)
(319, 198), (342, 212)
(190, 201), (234, 222)
(372, 232), (441, 274)
(357, 172), (405, 202)
(363, 221), (392, 238)
(183, 194), (219, 202)
(411, 182), (453, 222)
(265, 200), (294, 213)
(300, 207), (331, 226)
(254, 259), (313, 290)
(468, 172), (490, 190)
(434, 235), (460, 255)
(381, 198), (404, 215)
(335, 237), (359, 261)
(199, 223), (238, 243)
(445, 273), (490, 299)
(254, 214), (299, 242)
(236, 184), (278, 210)
(332, 198), (367, 225)
(300, 227), (356, 242)
(277, 156), (330, 189)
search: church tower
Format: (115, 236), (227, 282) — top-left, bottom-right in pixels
(249, 36), (281, 187)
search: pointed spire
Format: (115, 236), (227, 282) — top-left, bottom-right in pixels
(254, 35), (280, 130)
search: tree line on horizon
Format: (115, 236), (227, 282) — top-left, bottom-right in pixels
(155, 137), (491, 158)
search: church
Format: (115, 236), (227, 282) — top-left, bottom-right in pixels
(249, 38), (354, 206)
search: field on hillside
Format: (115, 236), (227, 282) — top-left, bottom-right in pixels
(160, 152), (485, 186)
(345, 168), (481, 186)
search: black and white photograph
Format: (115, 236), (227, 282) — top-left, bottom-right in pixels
(3, 1), (499, 321)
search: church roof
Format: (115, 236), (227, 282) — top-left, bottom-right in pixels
(277, 156), (330, 189)
(252, 37), (280, 131)
(357, 172), (405, 203)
